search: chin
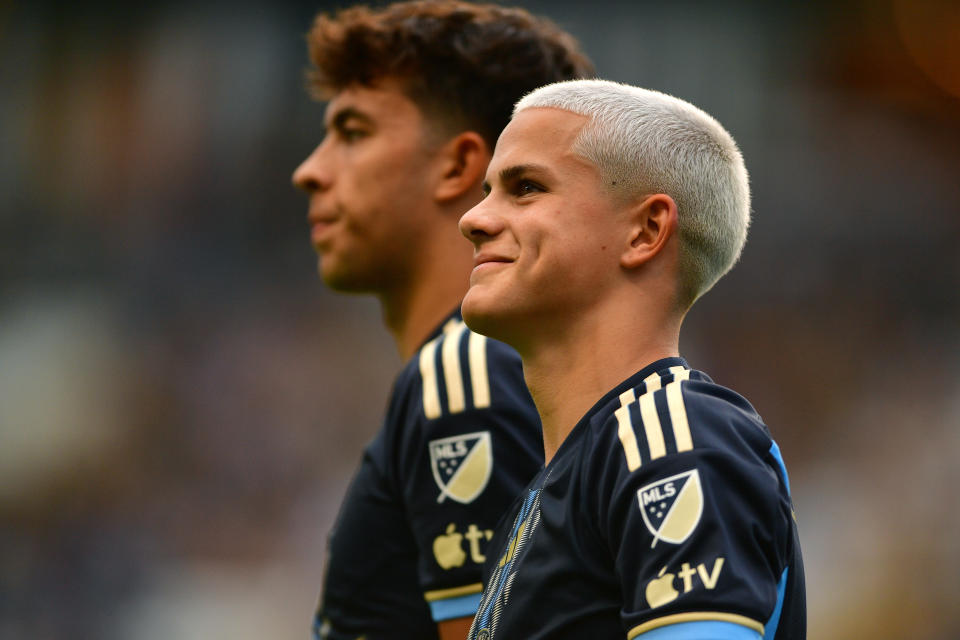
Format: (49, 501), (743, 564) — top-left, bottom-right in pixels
(461, 294), (494, 332)
(461, 291), (516, 346)
(319, 257), (371, 293)
(319, 261), (349, 291)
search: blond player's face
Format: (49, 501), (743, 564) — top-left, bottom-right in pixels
(459, 107), (626, 345)
(293, 78), (441, 293)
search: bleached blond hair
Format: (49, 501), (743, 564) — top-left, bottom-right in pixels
(514, 79), (751, 308)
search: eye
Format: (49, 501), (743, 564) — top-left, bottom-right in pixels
(516, 180), (544, 196)
(340, 127), (367, 142)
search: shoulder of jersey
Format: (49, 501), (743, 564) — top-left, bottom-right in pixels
(408, 318), (521, 421)
(598, 364), (766, 472)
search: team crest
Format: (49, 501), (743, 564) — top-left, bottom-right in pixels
(429, 431), (493, 504)
(638, 469), (704, 547)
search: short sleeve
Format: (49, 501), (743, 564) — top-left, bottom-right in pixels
(588, 383), (792, 639)
(392, 323), (542, 622)
(317, 429), (438, 639)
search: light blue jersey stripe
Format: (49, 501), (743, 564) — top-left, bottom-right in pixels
(763, 568), (789, 640)
(768, 441), (791, 495)
(639, 620), (762, 640)
(429, 592), (482, 622)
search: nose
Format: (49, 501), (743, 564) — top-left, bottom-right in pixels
(292, 142), (332, 193)
(459, 197), (505, 244)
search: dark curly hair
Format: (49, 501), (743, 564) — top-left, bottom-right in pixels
(305, 0), (595, 147)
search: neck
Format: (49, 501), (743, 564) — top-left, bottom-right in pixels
(380, 273), (466, 361)
(379, 210), (477, 360)
(520, 298), (682, 464)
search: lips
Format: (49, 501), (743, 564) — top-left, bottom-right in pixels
(472, 252), (514, 276)
(475, 252), (513, 265)
(308, 213), (338, 246)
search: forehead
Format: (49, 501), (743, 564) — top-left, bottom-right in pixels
(324, 77), (424, 125)
(490, 108), (594, 175)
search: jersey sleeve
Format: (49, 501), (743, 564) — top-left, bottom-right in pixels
(389, 321), (542, 623)
(315, 436), (438, 640)
(587, 376), (793, 640)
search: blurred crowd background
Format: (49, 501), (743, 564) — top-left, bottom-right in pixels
(1, 0), (958, 638)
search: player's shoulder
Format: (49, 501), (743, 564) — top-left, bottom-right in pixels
(393, 316), (526, 423)
(587, 358), (772, 471)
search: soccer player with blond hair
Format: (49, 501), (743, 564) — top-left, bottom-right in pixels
(460, 80), (805, 640)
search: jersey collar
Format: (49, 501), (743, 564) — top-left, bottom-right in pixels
(415, 306), (464, 354)
(548, 356), (690, 465)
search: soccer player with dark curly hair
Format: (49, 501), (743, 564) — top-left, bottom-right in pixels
(459, 80), (806, 639)
(291, 3), (593, 639)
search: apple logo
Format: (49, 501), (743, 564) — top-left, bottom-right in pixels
(645, 566), (680, 608)
(433, 523), (467, 569)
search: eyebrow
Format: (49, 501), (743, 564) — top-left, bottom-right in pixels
(482, 163), (552, 194)
(501, 164), (549, 183)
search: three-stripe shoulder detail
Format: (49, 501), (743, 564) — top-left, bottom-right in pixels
(418, 319), (492, 420)
(615, 366), (692, 472)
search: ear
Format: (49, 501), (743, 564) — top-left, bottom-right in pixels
(620, 194), (679, 270)
(433, 131), (491, 203)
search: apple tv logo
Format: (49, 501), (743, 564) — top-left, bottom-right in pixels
(645, 566), (681, 608)
(644, 557), (726, 608)
(433, 522), (495, 569)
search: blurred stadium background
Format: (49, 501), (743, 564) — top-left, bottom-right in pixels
(1, 0), (958, 637)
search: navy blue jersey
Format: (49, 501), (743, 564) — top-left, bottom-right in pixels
(314, 311), (543, 640)
(468, 357), (805, 640)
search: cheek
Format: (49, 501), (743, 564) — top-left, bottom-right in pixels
(539, 223), (618, 289)
(368, 152), (432, 208)
(341, 154), (421, 221)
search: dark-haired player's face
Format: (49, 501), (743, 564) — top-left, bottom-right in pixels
(459, 107), (625, 345)
(293, 78), (442, 293)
